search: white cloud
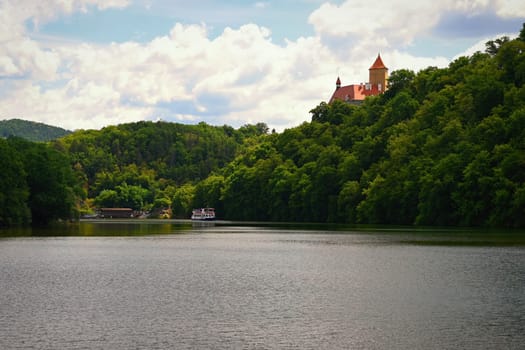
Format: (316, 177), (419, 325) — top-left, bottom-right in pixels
(494, 0), (525, 18)
(94, 0), (130, 10)
(0, 0), (131, 79)
(0, 38), (60, 79)
(453, 30), (520, 58)
(3, 20), (339, 131)
(1, 0), (130, 34)
(308, 0), (525, 52)
(1, 80), (153, 130)
(0, 0), (521, 132)
(254, 2), (268, 9)
(309, 1), (443, 48)
(388, 50), (450, 72)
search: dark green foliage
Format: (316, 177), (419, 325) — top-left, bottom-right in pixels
(4, 25), (524, 228)
(62, 121), (246, 187)
(60, 121), (262, 216)
(0, 139), (30, 226)
(0, 119), (71, 142)
(214, 27), (525, 227)
(57, 28), (525, 227)
(384, 69), (416, 99)
(485, 36), (510, 56)
(94, 183), (150, 210)
(0, 138), (80, 226)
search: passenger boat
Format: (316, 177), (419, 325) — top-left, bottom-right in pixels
(191, 208), (216, 221)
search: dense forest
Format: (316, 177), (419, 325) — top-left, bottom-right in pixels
(1, 25), (524, 228)
(55, 121), (269, 218)
(0, 137), (80, 226)
(0, 118), (71, 142)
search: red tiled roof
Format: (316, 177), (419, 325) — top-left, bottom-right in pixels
(330, 83), (382, 103)
(369, 54), (387, 70)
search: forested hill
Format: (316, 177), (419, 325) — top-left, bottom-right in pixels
(55, 121), (268, 215)
(2, 25), (524, 228)
(0, 119), (71, 142)
(56, 26), (524, 227)
(216, 28), (524, 227)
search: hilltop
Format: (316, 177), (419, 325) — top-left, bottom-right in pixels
(0, 118), (71, 142)
(57, 27), (525, 227)
(1, 23), (525, 227)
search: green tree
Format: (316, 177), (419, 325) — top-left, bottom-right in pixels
(485, 36), (510, 56)
(11, 138), (79, 225)
(337, 181), (361, 223)
(94, 189), (119, 208)
(0, 139), (30, 226)
(115, 183), (150, 210)
(384, 69), (416, 99)
(193, 174), (225, 216)
(171, 183), (195, 218)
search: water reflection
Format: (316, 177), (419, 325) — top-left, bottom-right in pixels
(191, 220), (216, 229)
(0, 219), (193, 237)
(1, 220), (524, 246)
(1, 224), (524, 349)
(188, 223), (525, 247)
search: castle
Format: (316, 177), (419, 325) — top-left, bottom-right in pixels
(329, 54), (388, 104)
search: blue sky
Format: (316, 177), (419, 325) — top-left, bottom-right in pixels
(38, 1), (323, 44)
(1, 0), (524, 131)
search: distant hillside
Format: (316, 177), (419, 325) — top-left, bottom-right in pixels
(0, 118), (71, 142)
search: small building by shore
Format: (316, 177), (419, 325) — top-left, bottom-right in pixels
(98, 208), (134, 218)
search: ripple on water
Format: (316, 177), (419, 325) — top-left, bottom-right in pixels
(0, 230), (524, 349)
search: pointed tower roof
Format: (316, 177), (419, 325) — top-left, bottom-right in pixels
(336, 77), (341, 88)
(369, 54), (387, 70)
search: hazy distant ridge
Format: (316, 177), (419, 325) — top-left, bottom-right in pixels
(0, 118), (71, 142)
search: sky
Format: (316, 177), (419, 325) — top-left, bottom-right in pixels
(1, 1), (524, 132)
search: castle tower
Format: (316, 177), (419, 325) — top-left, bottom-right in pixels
(369, 54), (388, 91)
(329, 54), (388, 104)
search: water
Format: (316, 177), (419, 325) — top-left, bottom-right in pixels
(1, 222), (524, 349)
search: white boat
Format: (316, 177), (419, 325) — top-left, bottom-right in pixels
(191, 208), (216, 221)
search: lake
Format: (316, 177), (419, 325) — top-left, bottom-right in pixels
(1, 221), (524, 349)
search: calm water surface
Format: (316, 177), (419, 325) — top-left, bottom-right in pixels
(1, 221), (524, 349)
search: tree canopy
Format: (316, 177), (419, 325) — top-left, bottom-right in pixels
(0, 137), (80, 226)
(2, 24), (524, 228)
(0, 118), (71, 142)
